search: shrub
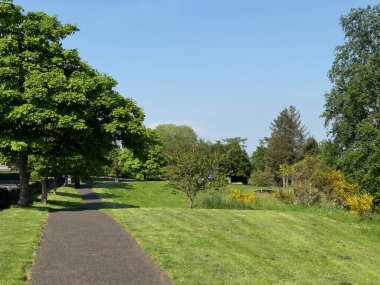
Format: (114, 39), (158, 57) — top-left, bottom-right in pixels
(200, 190), (258, 210)
(200, 192), (228, 209)
(293, 182), (321, 206)
(227, 189), (258, 204)
(249, 169), (274, 187)
(272, 188), (295, 205)
(314, 169), (358, 204)
(346, 193), (374, 218)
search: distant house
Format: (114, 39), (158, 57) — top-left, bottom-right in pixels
(0, 164), (10, 171)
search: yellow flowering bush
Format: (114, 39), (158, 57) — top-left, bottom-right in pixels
(315, 169), (358, 205)
(228, 189), (257, 204)
(346, 193), (374, 218)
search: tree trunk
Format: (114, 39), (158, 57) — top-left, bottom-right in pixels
(282, 175), (286, 188)
(53, 177), (58, 194)
(17, 154), (29, 206)
(189, 197), (194, 209)
(41, 178), (48, 203)
(64, 175), (69, 186)
(74, 177), (80, 189)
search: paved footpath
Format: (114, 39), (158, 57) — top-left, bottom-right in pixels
(31, 187), (173, 285)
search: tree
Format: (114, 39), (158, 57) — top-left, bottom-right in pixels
(0, 1), (144, 205)
(322, 5), (380, 202)
(249, 169), (274, 188)
(120, 130), (165, 180)
(165, 140), (225, 208)
(265, 105), (308, 179)
(300, 137), (319, 158)
(250, 139), (267, 173)
(215, 137), (251, 184)
(155, 124), (197, 153)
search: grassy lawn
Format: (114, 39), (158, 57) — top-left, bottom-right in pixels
(0, 186), (82, 285)
(93, 181), (188, 208)
(93, 182), (380, 285)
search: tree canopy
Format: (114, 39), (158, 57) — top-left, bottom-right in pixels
(265, 105), (308, 178)
(323, 5), (380, 202)
(214, 137), (251, 184)
(0, 1), (144, 205)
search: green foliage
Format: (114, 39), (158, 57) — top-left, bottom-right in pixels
(250, 139), (267, 172)
(300, 137), (320, 158)
(214, 137), (252, 184)
(272, 188), (295, 205)
(104, 148), (126, 178)
(155, 124), (197, 154)
(165, 140), (226, 208)
(105, 129), (165, 180)
(265, 105), (308, 179)
(0, 1), (145, 204)
(200, 191), (257, 210)
(322, 5), (380, 201)
(249, 168), (274, 187)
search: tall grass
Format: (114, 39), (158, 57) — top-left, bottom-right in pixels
(199, 192), (256, 210)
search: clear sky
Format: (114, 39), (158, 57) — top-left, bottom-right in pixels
(16, 0), (379, 154)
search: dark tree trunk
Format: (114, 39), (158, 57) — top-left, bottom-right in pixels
(53, 177), (58, 194)
(17, 154), (29, 206)
(74, 178), (80, 189)
(64, 175), (69, 186)
(41, 178), (48, 203)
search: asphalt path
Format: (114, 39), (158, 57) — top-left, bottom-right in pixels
(31, 186), (173, 285)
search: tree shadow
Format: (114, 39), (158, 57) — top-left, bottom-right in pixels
(82, 201), (139, 210)
(257, 189), (275, 193)
(92, 181), (133, 190)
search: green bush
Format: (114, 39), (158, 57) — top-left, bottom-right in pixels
(272, 188), (295, 205)
(249, 169), (274, 187)
(293, 183), (321, 206)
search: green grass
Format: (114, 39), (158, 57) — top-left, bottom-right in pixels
(93, 181), (188, 208)
(0, 186), (82, 285)
(92, 181), (380, 285)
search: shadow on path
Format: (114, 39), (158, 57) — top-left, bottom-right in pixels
(31, 185), (172, 285)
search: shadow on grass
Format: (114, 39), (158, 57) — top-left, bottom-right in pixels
(92, 182), (133, 190)
(30, 186), (139, 212)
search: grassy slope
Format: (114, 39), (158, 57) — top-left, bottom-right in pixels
(0, 186), (82, 285)
(93, 182), (380, 285)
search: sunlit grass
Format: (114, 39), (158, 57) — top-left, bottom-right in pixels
(93, 181), (380, 285)
(0, 186), (82, 285)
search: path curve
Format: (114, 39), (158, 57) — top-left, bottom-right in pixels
(31, 186), (173, 285)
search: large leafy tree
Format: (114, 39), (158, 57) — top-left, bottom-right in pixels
(265, 105), (308, 177)
(118, 129), (165, 180)
(323, 5), (380, 202)
(155, 124), (197, 151)
(0, 1), (144, 205)
(214, 137), (251, 184)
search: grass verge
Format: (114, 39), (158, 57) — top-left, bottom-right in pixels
(0, 186), (82, 285)
(93, 182), (380, 285)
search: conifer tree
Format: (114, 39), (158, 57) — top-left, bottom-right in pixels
(265, 106), (308, 177)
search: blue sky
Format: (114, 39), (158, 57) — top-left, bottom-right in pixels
(17, 0), (379, 154)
